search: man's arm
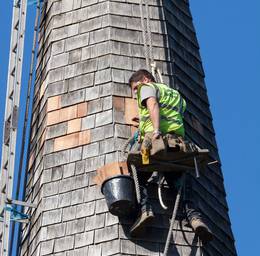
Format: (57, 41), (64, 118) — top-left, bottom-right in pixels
(146, 97), (160, 139)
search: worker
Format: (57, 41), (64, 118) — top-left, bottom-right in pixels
(128, 69), (213, 243)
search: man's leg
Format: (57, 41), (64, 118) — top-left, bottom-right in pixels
(130, 171), (155, 237)
(165, 172), (213, 243)
(183, 174), (213, 243)
(183, 174), (202, 220)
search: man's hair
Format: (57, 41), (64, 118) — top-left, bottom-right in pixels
(128, 69), (156, 85)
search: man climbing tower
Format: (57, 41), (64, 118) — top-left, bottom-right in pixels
(128, 69), (213, 243)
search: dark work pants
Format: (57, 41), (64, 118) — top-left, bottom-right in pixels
(137, 171), (202, 222)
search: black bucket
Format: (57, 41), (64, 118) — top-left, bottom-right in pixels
(101, 175), (136, 217)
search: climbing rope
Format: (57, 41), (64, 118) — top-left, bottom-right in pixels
(139, 0), (164, 84)
(139, 0), (149, 69)
(163, 174), (185, 256)
(121, 132), (142, 204)
(144, 1), (154, 65)
(130, 164), (141, 204)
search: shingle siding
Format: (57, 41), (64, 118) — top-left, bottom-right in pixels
(21, 0), (237, 255)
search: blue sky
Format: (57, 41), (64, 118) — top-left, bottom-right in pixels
(190, 1), (260, 255)
(0, 1), (259, 255)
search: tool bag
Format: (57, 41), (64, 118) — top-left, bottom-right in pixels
(142, 132), (194, 157)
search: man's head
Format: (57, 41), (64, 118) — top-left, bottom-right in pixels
(129, 69), (156, 94)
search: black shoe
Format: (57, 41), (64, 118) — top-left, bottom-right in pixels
(130, 210), (155, 237)
(190, 218), (213, 243)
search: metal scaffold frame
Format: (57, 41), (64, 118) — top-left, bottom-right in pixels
(0, 0), (29, 255)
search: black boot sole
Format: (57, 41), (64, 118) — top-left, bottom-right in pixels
(130, 215), (154, 237)
(196, 226), (214, 244)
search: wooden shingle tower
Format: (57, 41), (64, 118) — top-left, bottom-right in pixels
(20, 0), (237, 255)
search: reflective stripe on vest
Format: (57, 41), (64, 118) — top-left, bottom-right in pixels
(140, 115), (183, 125)
(152, 83), (184, 115)
(159, 101), (184, 114)
(137, 82), (186, 137)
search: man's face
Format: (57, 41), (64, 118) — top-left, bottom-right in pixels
(131, 76), (151, 95)
(131, 81), (140, 95)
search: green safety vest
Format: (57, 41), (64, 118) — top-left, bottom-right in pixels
(137, 83), (186, 138)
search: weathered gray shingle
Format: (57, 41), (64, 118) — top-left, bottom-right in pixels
(66, 218), (85, 235)
(54, 235), (74, 253)
(75, 231), (94, 248)
(94, 225), (119, 243)
(42, 209), (62, 226)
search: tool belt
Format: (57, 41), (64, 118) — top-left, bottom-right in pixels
(127, 131), (209, 173)
(142, 132), (191, 153)
(164, 133), (188, 153)
(140, 132), (196, 164)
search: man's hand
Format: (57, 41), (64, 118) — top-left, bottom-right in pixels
(131, 116), (140, 123)
(152, 129), (161, 140)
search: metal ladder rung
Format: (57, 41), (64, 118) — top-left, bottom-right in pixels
(4, 137), (10, 146)
(3, 160), (9, 169)
(7, 114), (12, 122)
(14, 20), (19, 30)
(3, 155), (9, 167)
(6, 199), (37, 209)
(8, 89), (14, 100)
(1, 184), (6, 194)
(10, 67), (16, 77)
(12, 43), (18, 54)
(14, 0), (21, 7)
